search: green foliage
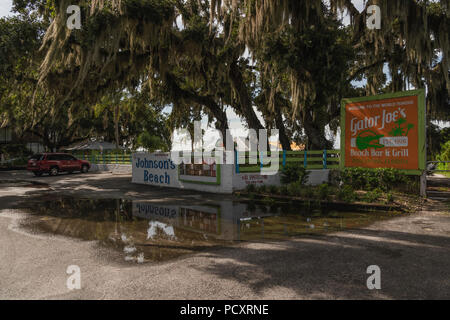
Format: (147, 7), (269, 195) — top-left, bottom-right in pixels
(262, 196), (276, 206)
(328, 169), (341, 186)
(318, 183), (330, 200)
(287, 181), (303, 197)
(386, 192), (394, 204)
(257, 185), (267, 194)
(0, 143), (31, 167)
(245, 184), (256, 193)
(257, 13), (355, 149)
(428, 124), (450, 159)
(0, 144), (33, 159)
(0, 11), (170, 152)
(279, 185), (288, 195)
(281, 163), (310, 185)
(436, 141), (450, 176)
(437, 141), (450, 170)
(363, 188), (383, 203)
(268, 185), (279, 194)
(340, 168), (407, 192)
(300, 186), (316, 199)
(137, 131), (166, 151)
(338, 185), (357, 203)
(3, 0), (448, 163)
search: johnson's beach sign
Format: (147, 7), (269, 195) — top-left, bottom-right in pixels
(340, 89), (426, 174)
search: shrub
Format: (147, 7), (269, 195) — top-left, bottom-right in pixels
(262, 196), (275, 205)
(279, 185), (288, 195)
(363, 188), (383, 203)
(0, 144), (33, 157)
(340, 168), (407, 192)
(287, 181), (303, 197)
(318, 183), (330, 200)
(281, 163), (310, 185)
(257, 185), (267, 193)
(340, 167), (367, 189)
(300, 186), (316, 199)
(338, 185), (357, 203)
(386, 192), (394, 203)
(269, 185), (279, 194)
(437, 141), (450, 175)
(328, 169), (341, 186)
(378, 168), (407, 191)
(245, 184), (256, 193)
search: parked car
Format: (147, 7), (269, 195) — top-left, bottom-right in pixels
(27, 153), (91, 176)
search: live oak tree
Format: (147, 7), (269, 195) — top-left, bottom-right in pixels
(0, 2), (170, 151)
(35, 0), (266, 142)
(7, 0), (450, 151)
(232, 0), (449, 148)
(0, 12), (86, 151)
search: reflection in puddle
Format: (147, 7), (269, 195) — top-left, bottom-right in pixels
(19, 197), (402, 263)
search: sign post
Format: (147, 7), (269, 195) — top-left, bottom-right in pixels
(340, 90), (426, 192)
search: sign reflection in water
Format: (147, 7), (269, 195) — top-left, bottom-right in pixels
(21, 197), (401, 263)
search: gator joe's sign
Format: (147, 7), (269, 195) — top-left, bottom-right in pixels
(340, 90), (426, 174)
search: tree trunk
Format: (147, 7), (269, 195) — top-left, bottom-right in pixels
(229, 61), (265, 132)
(303, 111), (331, 150)
(165, 72), (230, 143)
(275, 109), (292, 151)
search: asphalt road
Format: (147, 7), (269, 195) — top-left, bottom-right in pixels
(0, 170), (449, 299)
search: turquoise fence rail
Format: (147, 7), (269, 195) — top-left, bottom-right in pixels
(73, 153), (132, 165)
(72, 150), (340, 171)
(235, 150), (340, 173)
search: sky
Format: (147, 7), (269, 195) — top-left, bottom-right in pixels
(0, 0), (13, 18)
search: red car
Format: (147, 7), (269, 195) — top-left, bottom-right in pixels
(27, 153), (91, 177)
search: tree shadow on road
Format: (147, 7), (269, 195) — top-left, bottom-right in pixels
(192, 227), (450, 299)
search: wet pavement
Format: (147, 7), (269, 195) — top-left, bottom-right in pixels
(1, 170), (450, 299)
(17, 197), (402, 263)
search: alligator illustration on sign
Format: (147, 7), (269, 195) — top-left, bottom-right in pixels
(356, 129), (384, 150)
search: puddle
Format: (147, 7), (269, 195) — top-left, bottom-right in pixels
(17, 197), (403, 263)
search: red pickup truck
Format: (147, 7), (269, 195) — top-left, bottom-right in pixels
(27, 153), (91, 177)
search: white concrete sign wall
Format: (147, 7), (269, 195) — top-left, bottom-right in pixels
(232, 172), (281, 190)
(132, 152), (330, 194)
(132, 152), (233, 193)
(90, 164), (132, 174)
(132, 153), (181, 188)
